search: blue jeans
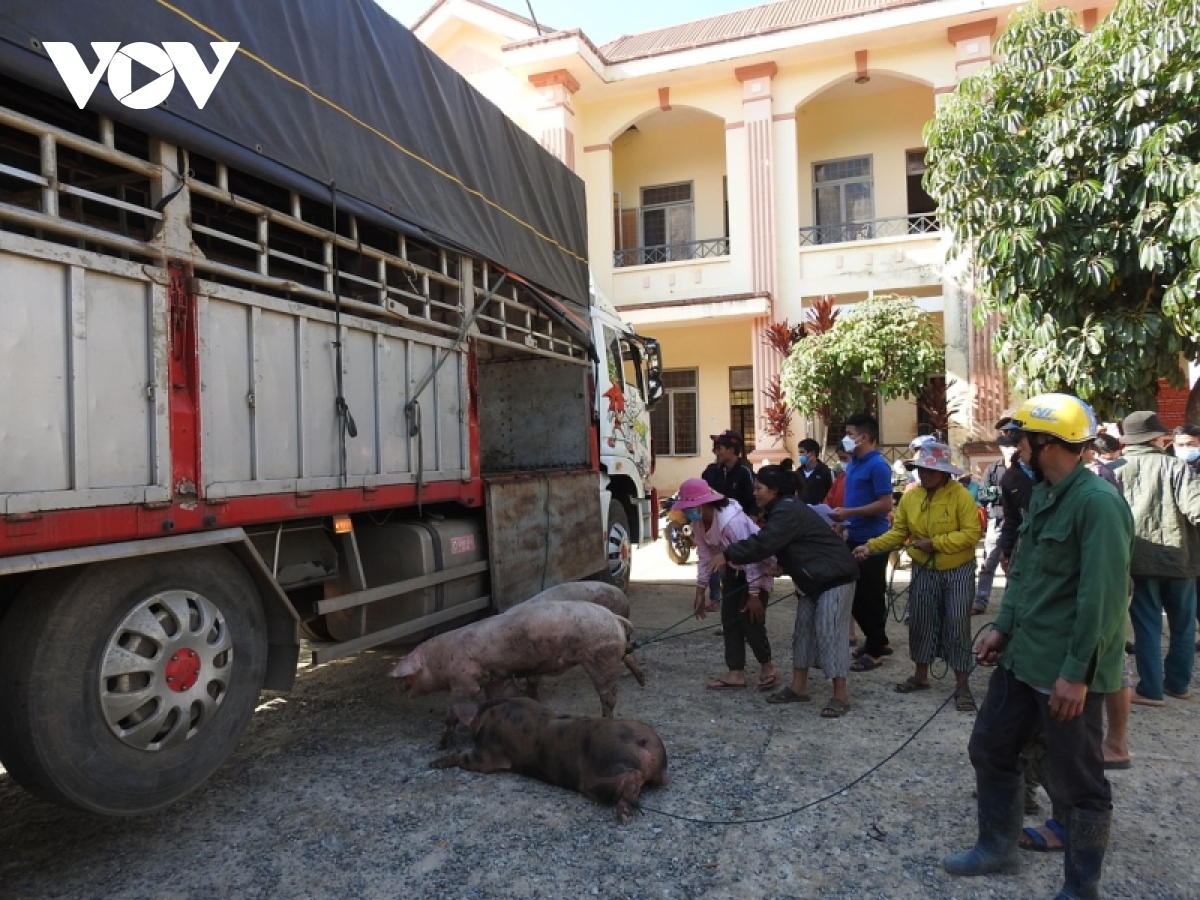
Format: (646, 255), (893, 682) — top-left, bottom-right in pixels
(1130, 577), (1197, 700)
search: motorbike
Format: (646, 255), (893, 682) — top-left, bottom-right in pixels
(658, 493), (696, 565)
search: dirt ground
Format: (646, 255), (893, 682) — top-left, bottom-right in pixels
(1, 541), (1198, 899)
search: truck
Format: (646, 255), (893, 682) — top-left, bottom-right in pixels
(0, 0), (657, 816)
(593, 287), (662, 590)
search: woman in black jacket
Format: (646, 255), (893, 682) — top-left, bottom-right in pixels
(709, 465), (860, 717)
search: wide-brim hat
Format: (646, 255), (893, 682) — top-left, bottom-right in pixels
(672, 477), (727, 509)
(902, 441), (963, 476)
(1120, 410), (1169, 444)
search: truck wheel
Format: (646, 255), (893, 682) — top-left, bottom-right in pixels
(664, 520), (692, 565)
(0, 548), (267, 815)
(604, 500), (632, 591)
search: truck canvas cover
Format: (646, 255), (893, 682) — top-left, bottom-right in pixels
(0, 0), (591, 312)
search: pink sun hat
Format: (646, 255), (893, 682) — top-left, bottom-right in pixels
(671, 477), (727, 509)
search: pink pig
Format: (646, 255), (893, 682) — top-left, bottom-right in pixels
(518, 582), (642, 700)
(522, 581), (631, 620)
(388, 599), (645, 746)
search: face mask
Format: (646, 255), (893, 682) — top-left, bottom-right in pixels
(1185, 448), (1200, 464)
(831, 462), (845, 476)
(1018, 460), (1034, 478)
(683, 507), (702, 523)
(841, 435), (857, 453)
(798, 454), (809, 467)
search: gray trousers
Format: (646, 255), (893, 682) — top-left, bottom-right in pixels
(791, 582), (856, 679)
(976, 517), (1003, 603)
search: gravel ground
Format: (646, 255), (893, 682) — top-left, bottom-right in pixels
(1, 543), (1198, 899)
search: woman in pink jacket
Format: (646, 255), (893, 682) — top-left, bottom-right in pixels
(674, 478), (778, 692)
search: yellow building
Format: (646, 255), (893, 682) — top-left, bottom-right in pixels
(413, 0), (1113, 493)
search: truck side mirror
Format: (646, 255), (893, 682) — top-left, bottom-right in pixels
(646, 369), (664, 406)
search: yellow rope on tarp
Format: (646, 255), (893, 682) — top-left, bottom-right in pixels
(153, 0), (589, 266)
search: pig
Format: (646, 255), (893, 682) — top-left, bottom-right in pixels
(431, 697), (669, 824)
(519, 582), (642, 700)
(388, 599), (646, 747)
(523, 581), (631, 620)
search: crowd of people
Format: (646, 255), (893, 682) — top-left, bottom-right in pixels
(670, 395), (1199, 900)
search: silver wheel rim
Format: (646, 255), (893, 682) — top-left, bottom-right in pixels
(607, 520), (631, 583)
(99, 590), (233, 751)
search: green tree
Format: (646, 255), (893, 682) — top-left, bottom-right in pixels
(780, 296), (944, 425)
(924, 0), (1200, 420)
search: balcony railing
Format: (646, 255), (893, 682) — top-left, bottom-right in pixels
(613, 237), (730, 268)
(798, 213), (940, 247)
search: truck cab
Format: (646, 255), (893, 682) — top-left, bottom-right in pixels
(592, 286), (663, 589)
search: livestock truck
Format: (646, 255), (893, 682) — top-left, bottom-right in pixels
(0, 0), (660, 816)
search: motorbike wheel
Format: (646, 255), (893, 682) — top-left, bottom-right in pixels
(664, 520), (692, 565)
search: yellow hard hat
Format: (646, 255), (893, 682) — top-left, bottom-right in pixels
(1001, 393), (1098, 443)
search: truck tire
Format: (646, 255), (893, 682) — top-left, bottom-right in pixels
(0, 548), (267, 816)
(604, 499), (632, 591)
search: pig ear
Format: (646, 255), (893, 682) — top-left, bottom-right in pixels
(389, 648), (424, 679)
(452, 700), (479, 726)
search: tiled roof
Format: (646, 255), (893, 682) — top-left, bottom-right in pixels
(598, 0), (937, 62)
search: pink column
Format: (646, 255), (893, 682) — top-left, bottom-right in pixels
(528, 69), (580, 171)
(735, 62), (786, 464)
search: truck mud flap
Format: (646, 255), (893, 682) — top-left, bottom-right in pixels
(483, 471), (605, 611)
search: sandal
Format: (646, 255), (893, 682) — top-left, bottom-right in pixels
(954, 691), (977, 712)
(706, 678), (747, 691)
(756, 673), (779, 692)
(853, 645), (894, 658)
(1019, 819), (1066, 853)
(894, 676), (931, 693)
(821, 698), (850, 718)
(849, 655), (883, 672)
(765, 686), (810, 704)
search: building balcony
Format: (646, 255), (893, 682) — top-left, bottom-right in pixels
(798, 213), (939, 247)
(613, 236), (730, 268)
(796, 215), (946, 299)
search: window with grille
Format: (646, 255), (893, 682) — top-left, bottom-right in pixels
(650, 369), (698, 456)
(641, 182), (694, 256)
(729, 366), (756, 452)
(812, 156), (873, 244)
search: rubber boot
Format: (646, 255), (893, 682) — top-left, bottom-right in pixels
(1054, 808), (1111, 900)
(943, 773), (1023, 876)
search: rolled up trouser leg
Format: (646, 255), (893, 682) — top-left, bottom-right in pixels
(943, 772), (1024, 876)
(1054, 808), (1111, 900)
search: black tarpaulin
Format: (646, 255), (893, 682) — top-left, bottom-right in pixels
(0, 0), (590, 312)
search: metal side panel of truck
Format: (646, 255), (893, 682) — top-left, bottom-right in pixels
(0, 0), (606, 816)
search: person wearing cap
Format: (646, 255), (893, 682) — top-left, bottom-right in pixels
(852, 443), (982, 710)
(701, 430), (758, 518)
(677, 477), (778, 692)
(709, 465), (861, 717)
(1112, 411), (1200, 707)
(995, 412), (1036, 575)
(975, 432), (1021, 614)
(944, 394), (1132, 900)
(830, 412), (895, 670)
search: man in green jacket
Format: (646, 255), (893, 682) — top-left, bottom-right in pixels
(944, 394), (1133, 900)
(1113, 411), (1200, 706)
